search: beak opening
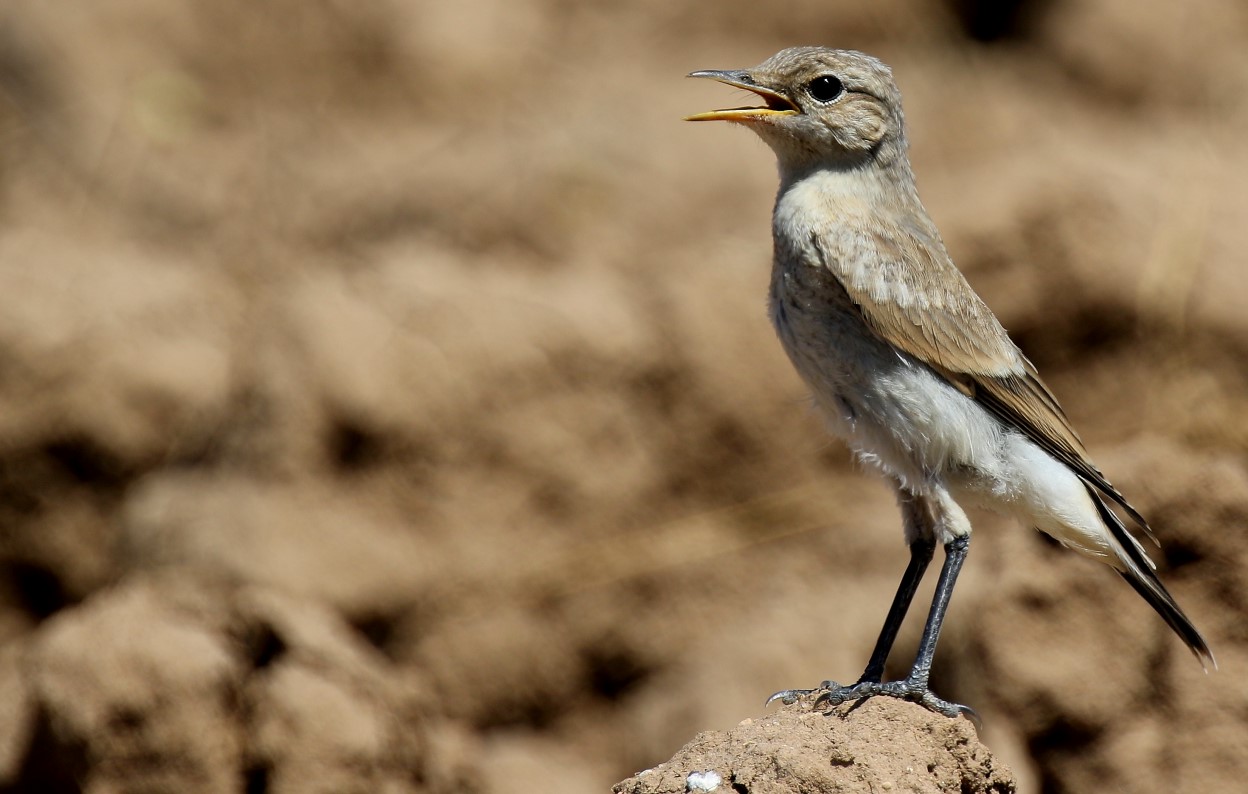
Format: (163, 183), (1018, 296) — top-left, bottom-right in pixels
(685, 69), (799, 122)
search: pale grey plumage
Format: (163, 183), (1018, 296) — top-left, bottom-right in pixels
(687, 46), (1212, 706)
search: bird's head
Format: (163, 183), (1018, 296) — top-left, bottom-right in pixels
(687, 47), (907, 172)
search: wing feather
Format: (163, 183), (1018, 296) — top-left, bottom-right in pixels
(812, 222), (1157, 543)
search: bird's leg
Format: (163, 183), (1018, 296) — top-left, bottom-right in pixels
(878, 534), (977, 721)
(856, 534), (936, 685)
(766, 533), (935, 706)
(768, 491), (977, 723)
(768, 489), (933, 704)
(822, 536), (976, 722)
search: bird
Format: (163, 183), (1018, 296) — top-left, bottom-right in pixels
(685, 46), (1213, 720)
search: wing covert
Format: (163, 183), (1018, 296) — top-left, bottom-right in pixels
(811, 222), (1154, 539)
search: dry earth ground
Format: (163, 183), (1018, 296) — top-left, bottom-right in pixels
(0, 1), (1246, 792)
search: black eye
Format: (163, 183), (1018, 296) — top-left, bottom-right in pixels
(807, 75), (844, 103)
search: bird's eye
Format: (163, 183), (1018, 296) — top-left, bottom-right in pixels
(807, 75), (844, 103)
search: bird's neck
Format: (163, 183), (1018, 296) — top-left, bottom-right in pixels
(775, 155), (921, 215)
(770, 155), (934, 264)
(775, 132), (912, 186)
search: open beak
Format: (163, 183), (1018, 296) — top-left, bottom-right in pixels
(685, 70), (799, 122)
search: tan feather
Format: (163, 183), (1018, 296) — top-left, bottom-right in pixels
(813, 221), (1158, 544)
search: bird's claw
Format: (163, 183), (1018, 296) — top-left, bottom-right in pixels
(764, 680), (836, 707)
(769, 679), (980, 729)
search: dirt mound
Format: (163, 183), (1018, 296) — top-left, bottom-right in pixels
(0, 1), (1246, 792)
(614, 699), (1014, 794)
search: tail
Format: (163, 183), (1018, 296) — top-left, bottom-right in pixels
(1086, 485), (1215, 669)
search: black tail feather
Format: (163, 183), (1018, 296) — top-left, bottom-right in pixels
(1115, 571), (1214, 668)
(1086, 484), (1215, 668)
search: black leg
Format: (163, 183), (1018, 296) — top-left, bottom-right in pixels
(768, 535), (977, 723)
(903, 535), (968, 691)
(857, 536), (936, 685)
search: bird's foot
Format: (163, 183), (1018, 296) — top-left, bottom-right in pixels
(765, 681), (835, 707)
(767, 679), (980, 728)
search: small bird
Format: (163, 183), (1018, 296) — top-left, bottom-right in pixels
(687, 47), (1212, 720)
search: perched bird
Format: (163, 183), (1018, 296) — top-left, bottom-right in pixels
(686, 47), (1212, 719)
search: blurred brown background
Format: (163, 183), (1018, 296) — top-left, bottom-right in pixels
(0, 1), (1246, 792)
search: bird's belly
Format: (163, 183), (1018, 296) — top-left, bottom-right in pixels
(769, 263), (1006, 491)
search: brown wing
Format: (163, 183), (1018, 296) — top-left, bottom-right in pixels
(811, 223), (1155, 539)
